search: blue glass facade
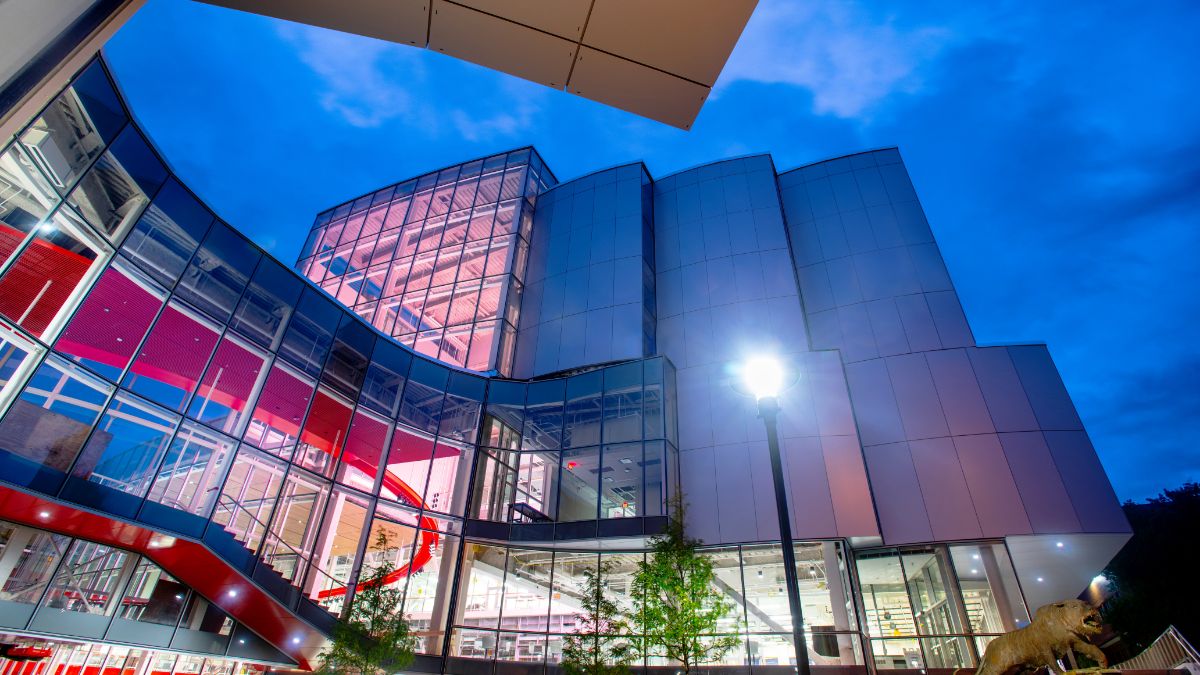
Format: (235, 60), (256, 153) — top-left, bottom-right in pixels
(0, 57), (1129, 675)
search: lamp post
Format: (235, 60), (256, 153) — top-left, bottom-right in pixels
(741, 357), (811, 675)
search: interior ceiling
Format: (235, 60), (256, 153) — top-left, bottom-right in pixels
(196, 0), (759, 129)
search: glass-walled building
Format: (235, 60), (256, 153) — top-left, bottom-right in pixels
(0, 58), (1129, 675)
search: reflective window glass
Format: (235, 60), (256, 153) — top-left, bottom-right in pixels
(559, 446), (599, 522)
(398, 359), (446, 434)
(0, 523), (69, 606)
(175, 223), (259, 322)
(262, 467), (330, 582)
(20, 62), (126, 193)
(336, 409), (391, 492)
(0, 355), (113, 472)
(0, 325), (43, 411)
(295, 387), (353, 478)
(499, 547), (553, 633)
(742, 544), (794, 632)
(322, 316), (374, 399)
(66, 125), (165, 240)
(360, 340), (409, 416)
(147, 421), (237, 517)
(424, 439), (469, 515)
(404, 529), (459, 655)
(600, 442), (640, 518)
(212, 445), (286, 551)
(121, 301), (220, 411)
(230, 258), (301, 350)
(522, 379), (564, 451)
(602, 362), (642, 444)
(56, 259), (165, 381)
(37, 540), (130, 617)
(0, 143), (59, 264)
(0, 206), (109, 338)
(186, 335), (267, 435)
(795, 542), (858, 633)
(72, 391), (179, 498)
(278, 288), (340, 377)
(382, 425), (435, 508)
(118, 559), (187, 626)
(242, 361), (314, 460)
(856, 552), (917, 638)
(439, 372), (484, 443)
(306, 487), (370, 614)
(458, 543), (507, 628)
(563, 371), (602, 448)
(949, 543), (1030, 633)
(120, 178), (212, 287)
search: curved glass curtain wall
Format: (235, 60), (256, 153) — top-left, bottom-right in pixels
(294, 148), (556, 376)
(0, 518), (288, 667)
(0, 58), (676, 658)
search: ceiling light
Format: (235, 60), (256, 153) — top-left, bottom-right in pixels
(228, 589), (239, 597)
(1055, 541), (1064, 548)
(1036, 577), (1044, 583)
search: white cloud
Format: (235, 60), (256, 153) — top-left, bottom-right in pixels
(277, 23), (427, 128)
(719, 0), (955, 118)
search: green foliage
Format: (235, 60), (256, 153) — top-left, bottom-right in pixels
(318, 532), (417, 675)
(1102, 482), (1200, 652)
(561, 560), (638, 675)
(633, 495), (742, 675)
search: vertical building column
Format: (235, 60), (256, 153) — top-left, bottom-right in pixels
(822, 542), (858, 663)
(980, 546), (1017, 632)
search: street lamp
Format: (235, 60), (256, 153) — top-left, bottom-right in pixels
(740, 356), (811, 675)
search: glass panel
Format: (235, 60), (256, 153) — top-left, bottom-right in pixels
(121, 301), (220, 411)
(212, 445), (286, 551)
(40, 540), (131, 616)
(399, 359), (446, 434)
(336, 409), (391, 492)
(322, 317), (374, 399)
(360, 340), (409, 416)
(0, 143), (58, 268)
(147, 421), (237, 517)
(458, 543), (507, 628)
(56, 259), (165, 381)
(469, 449), (515, 522)
(242, 361), (314, 461)
(404, 530), (459, 655)
(20, 62), (126, 192)
(185, 335), (267, 435)
(262, 467), (330, 582)
(425, 439), (469, 515)
(0, 524), (70, 605)
(742, 544), (794, 632)
(559, 446), (598, 522)
(563, 371), (602, 448)
(175, 223), (259, 323)
(600, 443), (640, 518)
(66, 126), (165, 240)
(795, 542), (858, 635)
(440, 373), (484, 443)
(522, 380), (563, 451)
(294, 387), (353, 478)
(643, 440), (665, 517)
(950, 543), (1030, 633)
(306, 487), (370, 614)
(0, 325), (43, 412)
(278, 288), (340, 377)
(856, 552), (916, 638)
(382, 425), (435, 508)
(643, 359), (664, 440)
(516, 451), (557, 521)
(901, 548), (964, 636)
(549, 551), (596, 634)
(121, 178), (212, 287)
(0, 355), (113, 472)
(73, 391), (179, 498)
(118, 559), (187, 626)
(0, 206), (109, 338)
(496, 542), (552, 634)
(230, 258), (301, 350)
(601, 363), (642, 444)
(174, 594), (233, 646)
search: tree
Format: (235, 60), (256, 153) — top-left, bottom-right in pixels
(633, 495), (742, 675)
(561, 560), (638, 675)
(1102, 482), (1200, 653)
(318, 532), (417, 675)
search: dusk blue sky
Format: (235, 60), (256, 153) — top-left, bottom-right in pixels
(103, 0), (1199, 501)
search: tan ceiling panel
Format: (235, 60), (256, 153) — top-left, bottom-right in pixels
(568, 46), (708, 129)
(200, 0), (430, 46)
(429, 0), (577, 88)
(581, 0), (757, 86)
(448, 0), (593, 41)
